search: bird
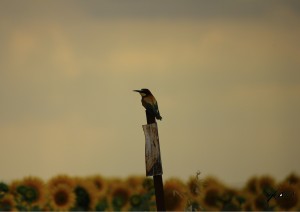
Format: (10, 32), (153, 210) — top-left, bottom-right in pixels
(133, 88), (162, 120)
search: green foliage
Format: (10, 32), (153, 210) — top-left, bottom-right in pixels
(0, 182), (9, 198)
(95, 198), (108, 211)
(74, 186), (91, 211)
(17, 185), (38, 204)
(129, 191), (156, 211)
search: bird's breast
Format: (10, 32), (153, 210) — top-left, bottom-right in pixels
(142, 96), (156, 105)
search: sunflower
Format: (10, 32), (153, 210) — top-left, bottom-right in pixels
(10, 176), (46, 208)
(87, 175), (108, 197)
(164, 178), (188, 211)
(47, 175), (75, 190)
(49, 184), (76, 211)
(0, 194), (16, 211)
(109, 183), (131, 211)
(275, 183), (298, 210)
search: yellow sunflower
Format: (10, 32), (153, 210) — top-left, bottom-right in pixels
(164, 178), (188, 211)
(109, 182), (132, 211)
(10, 176), (46, 208)
(48, 184), (76, 211)
(87, 175), (108, 197)
(275, 182), (298, 210)
(0, 194), (16, 211)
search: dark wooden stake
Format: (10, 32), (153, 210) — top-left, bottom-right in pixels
(145, 110), (166, 211)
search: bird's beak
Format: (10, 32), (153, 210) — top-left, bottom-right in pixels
(133, 90), (141, 93)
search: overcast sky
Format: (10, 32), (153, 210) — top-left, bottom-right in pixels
(0, 0), (299, 185)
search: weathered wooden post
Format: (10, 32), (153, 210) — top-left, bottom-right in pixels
(142, 110), (165, 211)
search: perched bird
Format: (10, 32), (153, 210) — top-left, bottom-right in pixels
(133, 88), (162, 120)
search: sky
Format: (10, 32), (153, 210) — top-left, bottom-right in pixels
(0, 0), (300, 186)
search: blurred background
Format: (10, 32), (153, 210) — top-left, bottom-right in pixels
(0, 0), (299, 186)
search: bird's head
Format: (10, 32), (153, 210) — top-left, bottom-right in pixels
(133, 88), (152, 97)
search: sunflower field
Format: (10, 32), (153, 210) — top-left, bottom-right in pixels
(0, 173), (299, 211)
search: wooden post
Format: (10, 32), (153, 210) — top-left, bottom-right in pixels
(143, 110), (165, 211)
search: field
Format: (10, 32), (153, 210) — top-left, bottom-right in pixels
(0, 173), (299, 211)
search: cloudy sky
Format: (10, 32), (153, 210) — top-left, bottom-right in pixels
(0, 0), (299, 185)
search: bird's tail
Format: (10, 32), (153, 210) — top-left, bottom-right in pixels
(156, 112), (162, 120)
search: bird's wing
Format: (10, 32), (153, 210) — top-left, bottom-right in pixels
(154, 102), (162, 120)
(144, 103), (156, 115)
(143, 96), (162, 120)
(151, 102), (162, 119)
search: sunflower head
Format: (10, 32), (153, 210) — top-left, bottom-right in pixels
(0, 194), (16, 211)
(11, 176), (45, 209)
(111, 184), (131, 211)
(49, 184), (76, 211)
(87, 175), (107, 196)
(275, 183), (298, 210)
